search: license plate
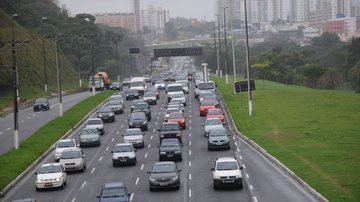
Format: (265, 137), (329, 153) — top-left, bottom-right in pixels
(45, 183), (53, 187)
(223, 180), (234, 183)
(120, 159), (127, 162)
(167, 154), (174, 157)
(160, 183), (167, 186)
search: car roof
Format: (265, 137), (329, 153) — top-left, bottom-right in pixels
(126, 128), (142, 132)
(216, 157), (237, 163)
(59, 139), (75, 142)
(88, 118), (102, 121)
(115, 143), (133, 147)
(41, 163), (62, 167)
(154, 161), (176, 166)
(103, 182), (126, 189)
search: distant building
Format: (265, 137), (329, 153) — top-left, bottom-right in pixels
(132, 0), (141, 32)
(95, 13), (137, 33)
(309, 0), (332, 29)
(323, 17), (360, 40)
(303, 26), (322, 38)
(141, 5), (170, 34)
(331, 0), (351, 18)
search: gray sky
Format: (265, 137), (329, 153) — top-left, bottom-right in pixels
(59, 0), (214, 20)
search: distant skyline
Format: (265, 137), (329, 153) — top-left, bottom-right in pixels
(59, 0), (214, 20)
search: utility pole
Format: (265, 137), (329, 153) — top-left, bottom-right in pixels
(222, 6), (229, 84)
(11, 14), (19, 150)
(213, 22), (220, 76)
(90, 41), (96, 96)
(230, 0), (237, 94)
(54, 38), (63, 117)
(244, 0), (253, 116)
(216, 14), (222, 77)
(41, 17), (48, 93)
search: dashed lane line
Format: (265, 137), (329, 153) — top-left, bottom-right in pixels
(111, 138), (115, 142)
(249, 184), (254, 190)
(157, 117), (159, 120)
(246, 173), (250, 179)
(189, 161), (191, 167)
(253, 196), (258, 202)
(148, 144), (151, 149)
(106, 146), (109, 151)
(235, 142), (238, 146)
(116, 131), (120, 135)
(140, 164), (144, 170)
(144, 153), (148, 158)
(189, 189), (192, 198)
(20, 120), (24, 123)
(130, 193), (134, 202)
(189, 150), (192, 156)
(6, 128), (10, 131)
(189, 141), (191, 146)
(26, 117), (31, 120)
(32, 114), (36, 117)
(150, 135), (153, 139)
(135, 177), (139, 185)
(80, 181), (87, 189)
(71, 198), (76, 202)
(91, 168), (95, 173)
(155, 122), (158, 125)
(99, 156), (103, 161)
(239, 155), (243, 160)
(153, 129), (156, 133)
(189, 173), (192, 180)
(0, 132), (3, 135)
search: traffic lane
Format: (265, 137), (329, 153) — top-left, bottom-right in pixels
(187, 87), (252, 202)
(0, 92), (93, 155)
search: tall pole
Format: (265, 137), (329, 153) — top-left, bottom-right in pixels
(230, 0), (237, 94)
(91, 41), (96, 96)
(244, 0), (253, 116)
(223, 7), (229, 84)
(217, 14), (222, 77)
(213, 22), (220, 76)
(11, 14), (19, 150)
(41, 17), (48, 93)
(55, 38), (63, 117)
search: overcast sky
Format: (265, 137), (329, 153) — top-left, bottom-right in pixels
(59, 0), (215, 20)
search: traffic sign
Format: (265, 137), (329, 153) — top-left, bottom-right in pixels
(154, 47), (203, 57)
(234, 80), (256, 93)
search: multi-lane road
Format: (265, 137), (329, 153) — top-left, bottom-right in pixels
(0, 92), (92, 155)
(1, 82), (319, 202)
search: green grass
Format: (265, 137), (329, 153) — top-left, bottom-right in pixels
(213, 77), (360, 202)
(0, 90), (113, 191)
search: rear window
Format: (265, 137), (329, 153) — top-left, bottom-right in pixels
(130, 113), (145, 120)
(168, 85), (183, 92)
(87, 119), (102, 125)
(198, 82), (215, 90)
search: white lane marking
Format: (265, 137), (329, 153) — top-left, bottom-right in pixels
(189, 189), (192, 198)
(121, 125), (124, 128)
(150, 135), (153, 139)
(80, 181), (87, 189)
(239, 155), (243, 160)
(243, 164), (246, 169)
(249, 184), (254, 190)
(189, 173), (192, 180)
(189, 133), (191, 137)
(237, 148), (240, 152)
(130, 193), (134, 202)
(71, 198), (76, 202)
(141, 164), (144, 170)
(20, 120), (24, 123)
(153, 129), (156, 133)
(189, 161), (191, 167)
(106, 146), (109, 151)
(233, 136), (236, 140)
(189, 141), (191, 146)
(160, 107), (163, 110)
(189, 126), (192, 130)
(189, 150), (192, 156)
(0, 132), (3, 135)
(99, 156), (103, 161)
(189, 115), (191, 118)
(26, 117), (31, 120)
(111, 138), (115, 142)
(253, 196), (258, 202)
(159, 112), (161, 115)
(148, 144), (151, 149)
(38, 112), (41, 114)
(116, 131), (119, 135)
(135, 177), (139, 185)
(144, 153), (148, 158)
(157, 117), (159, 120)
(91, 168), (95, 173)
(32, 114), (36, 117)
(6, 128), (10, 131)
(155, 122), (158, 125)
(189, 120), (191, 124)
(246, 173), (250, 179)
(189, 110), (191, 113)
(234, 142), (238, 146)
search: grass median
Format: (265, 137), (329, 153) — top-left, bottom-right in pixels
(0, 90), (114, 191)
(213, 77), (360, 202)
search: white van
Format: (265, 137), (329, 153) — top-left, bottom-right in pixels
(130, 77), (146, 95)
(166, 83), (184, 102)
(195, 81), (216, 98)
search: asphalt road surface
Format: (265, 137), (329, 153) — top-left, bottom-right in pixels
(1, 82), (319, 202)
(0, 92), (92, 155)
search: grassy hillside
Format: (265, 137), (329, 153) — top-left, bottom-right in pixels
(0, 10), (80, 111)
(214, 77), (360, 202)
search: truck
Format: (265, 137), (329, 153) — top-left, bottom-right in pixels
(129, 77), (146, 95)
(89, 72), (111, 91)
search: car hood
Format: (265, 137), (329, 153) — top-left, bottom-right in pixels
(60, 158), (82, 164)
(124, 135), (143, 141)
(160, 146), (181, 152)
(160, 130), (181, 135)
(205, 125), (222, 131)
(55, 147), (75, 154)
(99, 196), (129, 202)
(215, 170), (241, 177)
(80, 134), (99, 139)
(144, 96), (156, 100)
(209, 136), (228, 142)
(113, 152), (136, 158)
(99, 112), (113, 116)
(37, 172), (62, 180)
(200, 106), (215, 110)
(109, 104), (123, 108)
(150, 172), (177, 179)
(207, 115), (222, 119)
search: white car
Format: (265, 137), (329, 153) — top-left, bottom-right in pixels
(171, 92), (187, 106)
(202, 118), (224, 136)
(85, 118), (104, 135)
(111, 143), (137, 166)
(59, 148), (86, 172)
(211, 157), (243, 190)
(35, 163), (67, 191)
(155, 80), (166, 89)
(54, 139), (78, 162)
(143, 92), (157, 105)
(123, 128), (145, 148)
(180, 83), (189, 94)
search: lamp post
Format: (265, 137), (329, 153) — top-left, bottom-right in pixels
(244, 0), (253, 116)
(202, 63), (208, 82)
(85, 18), (96, 96)
(213, 22), (220, 76)
(216, 13), (222, 77)
(229, 0), (237, 93)
(11, 14), (19, 150)
(41, 17), (48, 93)
(221, 6), (229, 84)
(54, 37), (63, 117)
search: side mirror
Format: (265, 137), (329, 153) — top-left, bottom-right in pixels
(34, 172), (38, 175)
(147, 171), (151, 174)
(97, 196), (100, 198)
(128, 193), (132, 198)
(111, 151), (114, 153)
(177, 169), (182, 172)
(158, 129), (160, 131)
(202, 123), (205, 126)
(240, 166), (244, 170)
(211, 168), (215, 171)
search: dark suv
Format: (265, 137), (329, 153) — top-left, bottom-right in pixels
(132, 102), (151, 121)
(126, 89), (140, 100)
(128, 112), (148, 131)
(159, 138), (182, 161)
(33, 97), (50, 111)
(158, 122), (182, 143)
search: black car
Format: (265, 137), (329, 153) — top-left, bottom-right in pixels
(132, 102), (151, 121)
(98, 107), (115, 123)
(128, 112), (148, 131)
(147, 161), (181, 191)
(131, 100), (146, 112)
(125, 89), (140, 100)
(110, 82), (123, 91)
(97, 182), (131, 202)
(33, 97), (50, 111)
(159, 139), (182, 161)
(158, 122), (182, 143)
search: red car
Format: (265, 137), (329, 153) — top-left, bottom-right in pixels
(206, 109), (225, 124)
(167, 112), (187, 129)
(199, 100), (217, 116)
(147, 88), (160, 100)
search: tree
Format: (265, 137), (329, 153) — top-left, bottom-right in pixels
(299, 63), (326, 88)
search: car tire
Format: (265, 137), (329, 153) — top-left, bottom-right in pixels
(179, 156), (182, 161)
(175, 185), (180, 190)
(34, 108), (37, 112)
(208, 147), (212, 151)
(60, 183), (65, 189)
(113, 162), (117, 167)
(149, 187), (155, 192)
(144, 126), (148, 131)
(238, 181), (243, 189)
(213, 184), (218, 190)
(227, 146), (230, 150)
(35, 186), (40, 191)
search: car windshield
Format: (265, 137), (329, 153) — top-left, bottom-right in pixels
(87, 119), (102, 125)
(112, 82), (120, 86)
(207, 109), (221, 115)
(127, 89), (138, 93)
(99, 108), (112, 113)
(198, 82), (215, 90)
(125, 129), (142, 136)
(35, 98), (47, 103)
(57, 140), (75, 148)
(61, 151), (81, 159)
(168, 86), (183, 92)
(161, 140), (180, 147)
(209, 129), (227, 137)
(133, 104), (147, 110)
(81, 129), (98, 135)
(130, 81), (143, 87)
(38, 165), (61, 174)
(130, 113), (145, 120)
(156, 81), (164, 84)
(110, 96), (122, 100)
(161, 123), (179, 131)
(206, 119), (222, 125)
(101, 187), (126, 198)
(201, 101), (216, 106)
(169, 113), (183, 119)
(114, 145), (133, 152)
(152, 164), (176, 173)
(109, 101), (122, 105)
(144, 92), (155, 97)
(216, 161), (238, 170)
(204, 96), (217, 101)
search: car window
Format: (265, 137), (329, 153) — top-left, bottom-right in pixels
(201, 101), (216, 106)
(130, 113), (145, 120)
(81, 129), (98, 135)
(161, 123), (179, 131)
(216, 161), (238, 170)
(101, 187), (126, 198)
(168, 113), (183, 119)
(206, 119), (222, 125)
(209, 129), (227, 137)
(38, 165), (61, 174)
(35, 98), (47, 103)
(57, 140), (75, 148)
(207, 109), (221, 115)
(198, 82), (215, 90)
(125, 129), (142, 136)
(87, 119), (102, 125)
(161, 140), (180, 147)
(152, 164), (176, 173)
(115, 145), (133, 152)
(99, 107), (112, 113)
(109, 101), (122, 105)
(61, 150), (82, 159)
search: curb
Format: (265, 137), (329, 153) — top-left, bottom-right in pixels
(217, 89), (329, 202)
(0, 92), (113, 197)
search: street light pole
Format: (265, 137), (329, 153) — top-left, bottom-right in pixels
(229, 0), (237, 94)
(91, 41), (96, 96)
(244, 0), (253, 116)
(41, 17), (48, 93)
(222, 6), (229, 84)
(213, 22), (220, 76)
(202, 63), (208, 82)
(11, 14), (19, 150)
(54, 38), (63, 117)
(216, 14), (222, 77)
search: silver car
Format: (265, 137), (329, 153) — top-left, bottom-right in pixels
(59, 148), (86, 172)
(79, 128), (100, 147)
(108, 100), (124, 114)
(123, 128), (145, 148)
(203, 118), (224, 137)
(111, 143), (137, 166)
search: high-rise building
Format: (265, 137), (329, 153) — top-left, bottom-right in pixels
(141, 5), (169, 34)
(289, 0), (310, 22)
(95, 13), (137, 33)
(350, 1), (360, 17)
(132, 0), (141, 33)
(309, 0), (332, 29)
(331, 0), (351, 18)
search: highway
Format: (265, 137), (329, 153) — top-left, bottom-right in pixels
(1, 82), (319, 202)
(0, 92), (93, 155)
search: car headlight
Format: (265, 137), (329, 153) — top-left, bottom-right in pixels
(129, 122), (133, 126)
(171, 176), (179, 181)
(56, 177), (62, 181)
(174, 150), (181, 154)
(143, 121), (147, 124)
(160, 134), (164, 138)
(110, 113), (114, 116)
(37, 178), (44, 183)
(160, 151), (166, 155)
(235, 174), (242, 178)
(176, 133), (181, 136)
(98, 114), (103, 118)
(213, 174), (221, 179)
(149, 177), (157, 183)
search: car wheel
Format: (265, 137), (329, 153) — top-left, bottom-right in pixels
(178, 156), (182, 161)
(208, 147), (212, 151)
(34, 108), (37, 112)
(60, 183), (65, 189)
(145, 126), (148, 131)
(82, 166), (85, 172)
(159, 156), (162, 161)
(113, 162), (117, 167)
(213, 184), (218, 190)
(175, 185), (180, 190)
(238, 181), (243, 189)
(227, 146), (231, 150)
(149, 187), (155, 192)
(35, 186), (40, 191)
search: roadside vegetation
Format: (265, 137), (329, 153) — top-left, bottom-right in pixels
(214, 77), (360, 202)
(0, 90), (113, 191)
